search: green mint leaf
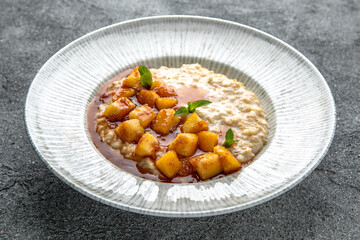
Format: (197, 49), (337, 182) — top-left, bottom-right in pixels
(175, 100), (212, 117)
(174, 107), (188, 117)
(222, 139), (234, 147)
(138, 65), (153, 89)
(188, 100), (212, 113)
(225, 128), (234, 140)
(223, 128), (239, 147)
(187, 102), (192, 111)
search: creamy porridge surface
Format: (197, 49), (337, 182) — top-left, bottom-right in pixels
(96, 64), (268, 163)
(88, 64), (269, 182)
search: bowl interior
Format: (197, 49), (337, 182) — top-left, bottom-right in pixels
(85, 56), (277, 163)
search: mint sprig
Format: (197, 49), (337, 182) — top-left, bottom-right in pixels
(174, 100), (212, 117)
(138, 65), (153, 89)
(222, 128), (239, 147)
(174, 107), (188, 117)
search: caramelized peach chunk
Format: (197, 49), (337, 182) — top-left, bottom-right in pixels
(168, 133), (198, 157)
(137, 90), (160, 107)
(129, 105), (157, 128)
(153, 85), (177, 97)
(155, 98), (178, 110)
(150, 79), (165, 90)
(155, 150), (182, 178)
(135, 133), (159, 158)
(182, 112), (209, 133)
(149, 78), (176, 97)
(115, 119), (144, 143)
(197, 131), (218, 152)
(189, 153), (222, 180)
(112, 88), (136, 101)
(213, 146), (241, 173)
(152, 109), (180, 135)
(123, 67), (144, 90)
(103, 97), (135, 121)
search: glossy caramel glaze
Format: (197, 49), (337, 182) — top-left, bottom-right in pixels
(87, 69), (243, 183)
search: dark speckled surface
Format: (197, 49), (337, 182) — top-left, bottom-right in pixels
(1, 0), (359, 239)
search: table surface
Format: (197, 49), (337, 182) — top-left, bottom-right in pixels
(1, 0), (359, 239)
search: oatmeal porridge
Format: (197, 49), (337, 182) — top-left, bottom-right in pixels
(87, 64), (268, 183)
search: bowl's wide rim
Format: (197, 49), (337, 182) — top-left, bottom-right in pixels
(25, 15), (336, 217)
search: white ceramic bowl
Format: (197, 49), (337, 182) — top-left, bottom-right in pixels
(25, 16), (336, 217)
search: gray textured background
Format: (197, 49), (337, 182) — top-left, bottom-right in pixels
(1, 0), (359, 239)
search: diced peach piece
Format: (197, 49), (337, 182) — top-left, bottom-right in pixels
(149, 78), (176, 97)
(197, 131), (218, 152)
(135, 133), (160, 158)
(123, 67), (144, 90)
(103, 97), (135, 121)
(152, 109), (180, 135)
(115, 119), (144, 143)
(213, 146), (241, 173)
(189, 153), (222, 180)
(153, 85), (177, 97)
(182, 112), (209, 133)
(155, 98), (178, 110)
(137, 90), (160, 107)
(168, 133), (198, 157)
(150, 79), (165, 90)
(129, 105), (157, 128)
(155, 150), (182, 178)
(112, 88), (136, 101)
